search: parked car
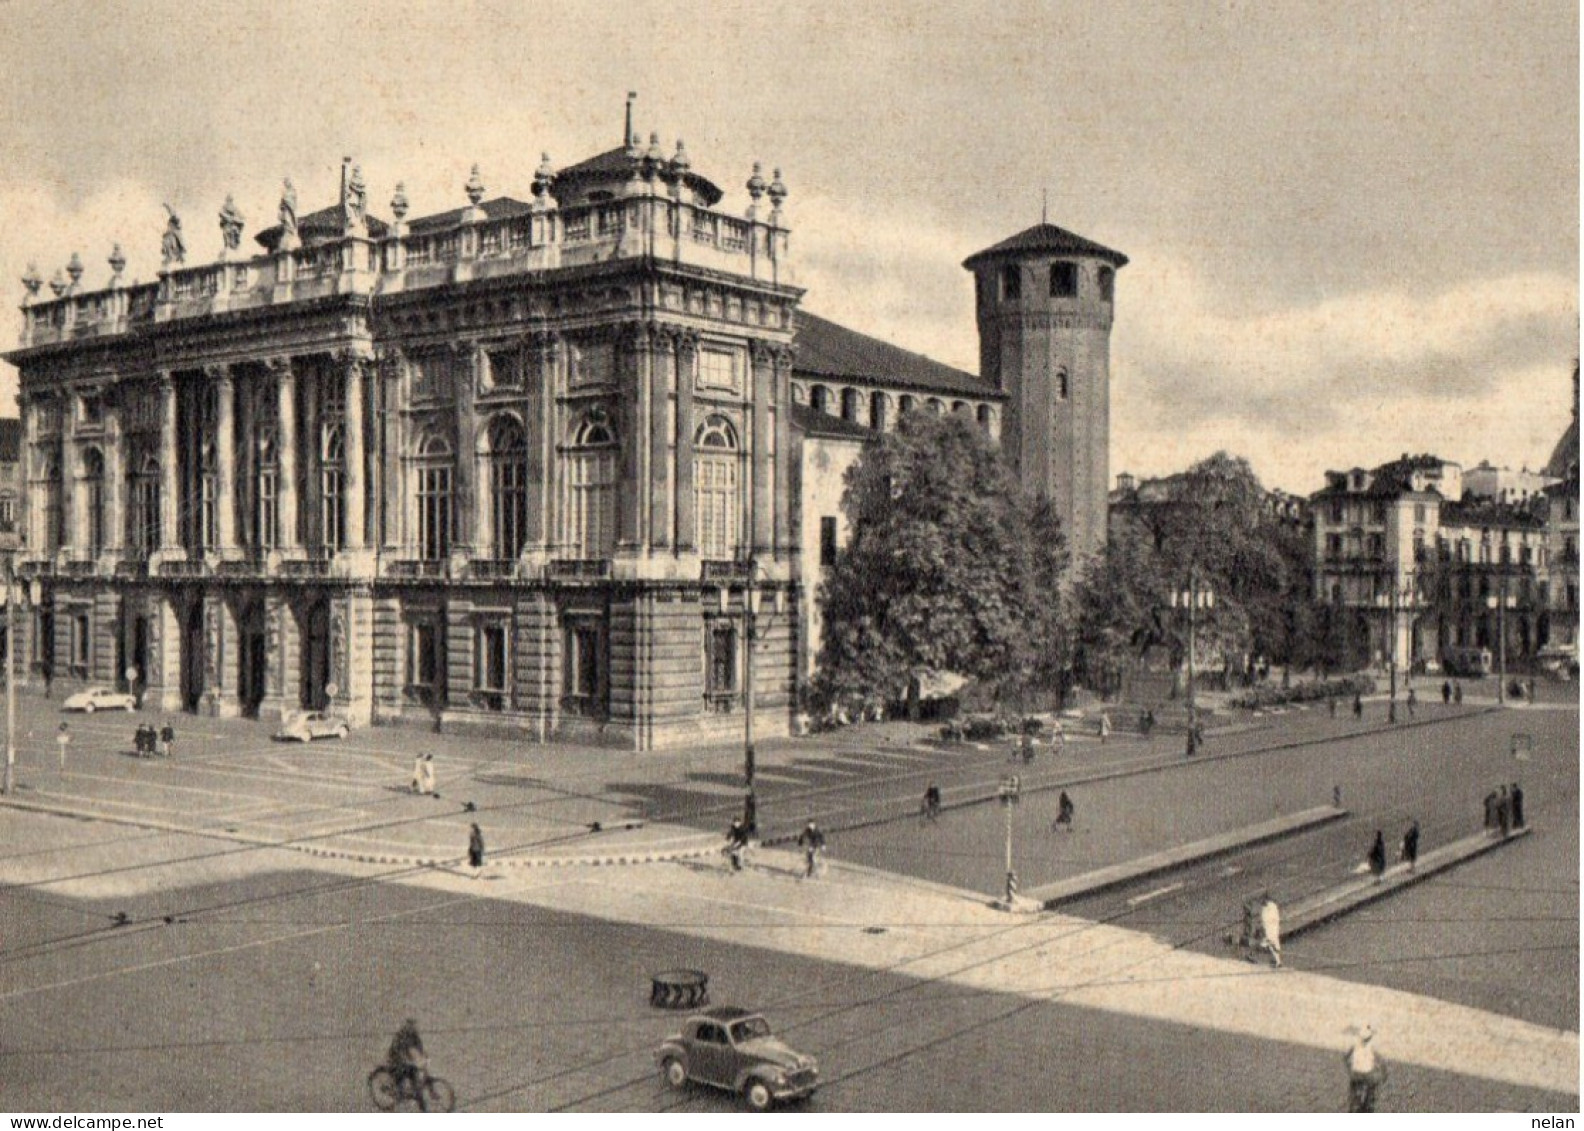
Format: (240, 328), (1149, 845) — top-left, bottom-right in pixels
(274, 710), (351, 743)
(61, 687), (137, 713)
(656, 1007), (818, 1110)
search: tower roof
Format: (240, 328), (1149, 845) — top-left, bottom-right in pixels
(962, 222), (1128, 270)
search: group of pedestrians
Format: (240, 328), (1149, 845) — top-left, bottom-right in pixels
(1482, 782), (1525, 837)
(1439, 680), (1464, 705)
(132, 720), (175, 759)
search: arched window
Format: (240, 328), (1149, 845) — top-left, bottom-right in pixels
(926, 398), (944, 414)
(840, 388), (861, 422)
(255, 426), (279, 551)
(564, 413), (617, 559)
(36, 449), (63, 552)
(951, 400), (969, 416)
(322, 424), (345, 553)
(134, 455), (160, 555)
(487, 415), (529, 560)
(695, 415), (741, 561)
(898, 394), (916, 415)
(870, 391), (888, 431)
(82, 447), (105, 556)
(976, 404), (992, 429)
(415, 434), (453, 561)
(810, 385), (830, 414)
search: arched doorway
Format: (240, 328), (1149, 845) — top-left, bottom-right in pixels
(300, 596), (331, 711)
(180, 599), (204, 713)
(236, 597), (267, 719)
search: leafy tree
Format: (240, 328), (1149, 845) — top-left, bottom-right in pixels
(1072, 451), (1314, 689)
(811, 411), (1067, 713)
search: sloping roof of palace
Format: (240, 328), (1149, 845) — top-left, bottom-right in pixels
(254, 205), (392, 251)
(790, 401), (875, 442)
(0, 419), (19, 463)
(962, 222), (1130, 270)
(793, 311), (996, 398)
(554, 145), (725, 207)
(405, 196), (536, 234)
(1310, 454), (1450, 501)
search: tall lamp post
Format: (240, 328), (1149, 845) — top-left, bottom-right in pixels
(1172, 570), (1214, 757)
(1487, 570), (1514, 705)
(741, 560), (781, 836)
(1376, 572), (1418, 724)
(2, 559), (14, 796)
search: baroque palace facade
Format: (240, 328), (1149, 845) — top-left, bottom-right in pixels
(6, 136), (804, 749)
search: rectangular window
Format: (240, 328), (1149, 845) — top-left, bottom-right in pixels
(1414, 504), (1426, 523)
(571, 342), (614, 387)
(1330, 501), (1345, 524)
(257, 470), (278, 551)
(697, 348), (742, 394)
(1000, 264), (1021, 301)
(412, 353), (456, 401)
(705, 622), (737, 710)
(820, 516), (839, 566)
(71, 613), (90, 676)
(1050, 261), (1078, 298)
(563, 622), (607, 718)
(78, 394), (104, 429)
(1326, 533), (1342, 558)
(475, 624), (507, 710)
(418, 465), (453, 561)
(406, 621), (444, 706)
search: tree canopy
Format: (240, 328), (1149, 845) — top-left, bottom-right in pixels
(810, 411), (1067, 712)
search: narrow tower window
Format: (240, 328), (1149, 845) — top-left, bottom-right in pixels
(1000, 264), (1021, 301)
(1097, 266), (1115, 302)
(1056, 370), (1069, 401)
(1050, 261), (1078, 298)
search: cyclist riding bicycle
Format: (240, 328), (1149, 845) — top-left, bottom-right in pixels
(796, 820), (826, 879)
(387, 1018), (427, 1096)
(724, 816), (750, 871)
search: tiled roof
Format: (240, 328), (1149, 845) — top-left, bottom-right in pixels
(554, 146), (724, 206)
(793, 311), (996, 398)
(790, 401), (874, 441)
(255, 205), (391, 251)
(1310, 456), (1450, 500)
(0, 419), (19, 463)
(406, 197), (535, 234)
(962, 223), (1129, 269)
(1441, 497), (1545, 529)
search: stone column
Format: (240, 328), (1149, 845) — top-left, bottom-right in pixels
(750, 342), (774, 556)
(524, 334), (553, 550)
(648, 328), (673, 548)
(103, 399), (125, 555)
(271, 358), (299, 551)
(618, 326), (643, 551)
(772, 346), (795, 557)
(158, 374), (181, 552)
(377, 349), (405, 554)
(674, 330), (697, 553)
(342, 353), (368, 551)
(210, 365), (237, 553)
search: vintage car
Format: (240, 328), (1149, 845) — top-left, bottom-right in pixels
(61, 687), (137, 713)
(273, 710), (351, 743)
(655, 1007), (818, 1110)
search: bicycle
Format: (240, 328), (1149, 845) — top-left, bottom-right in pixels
(368, 1063), (456, 1112)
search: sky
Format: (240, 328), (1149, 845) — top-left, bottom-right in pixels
(0, 0), (1575, 493)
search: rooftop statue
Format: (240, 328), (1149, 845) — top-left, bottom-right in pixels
(218, 194), (245, 252)
(279, 179), (298, 240)
(160, 205), (186, 266)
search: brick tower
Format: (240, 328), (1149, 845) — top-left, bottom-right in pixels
(964, 223), (1127, 567)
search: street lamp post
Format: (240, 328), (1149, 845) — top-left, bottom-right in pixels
(998, 773), (1021, 905)
(1172, 571), (1214, 757)
(741, 561), (781, 837)
(1488, 571), (1513, 705)
(1377, 572), (1417, 724)
(2, 559), (13, 797)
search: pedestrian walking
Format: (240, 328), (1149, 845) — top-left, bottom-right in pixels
(1345, 1024), (1387, 1112)
(921, 783), (942, 822)
(467, 823), (485, 868)
(55, 722), (71, 770)
(1441, 680), (1452, 705)
(421, 754), (437, 798)
(1051, 719), (1065, 754)
(1329, 695), (1338, 718)
(1483, 789), (1498, 833)
(725, 816), (749, 871)
(1052, 790), (1074, 832)
(1400, 820), (1420, 873)
(1405, 688), (1416, 718)
(133, 723), (149, 757)
(1367, 830), (1387, 883)
(1453, 681), (1463, 705)
(411, 754), (425, 793)
(1333, 784), (1343, 809)
(1497, 784), (1511, 837)
(1259, 894), (1283, 968)
(796, 820), (826, 879)
(1140, 708), (1155, 736)
(1511, 782), (1525, 829)
(158, 721), (175, 759)
(1098, 712), (1111, 744)
(1352, 693), (1363, 720)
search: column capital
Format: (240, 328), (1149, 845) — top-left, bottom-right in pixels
(771, 343), (795, 373)
(750, 339), (775, 369)
(204, 362), (233, 386)
(674, 328), (700, 358)
(263, 355), (295, 379)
